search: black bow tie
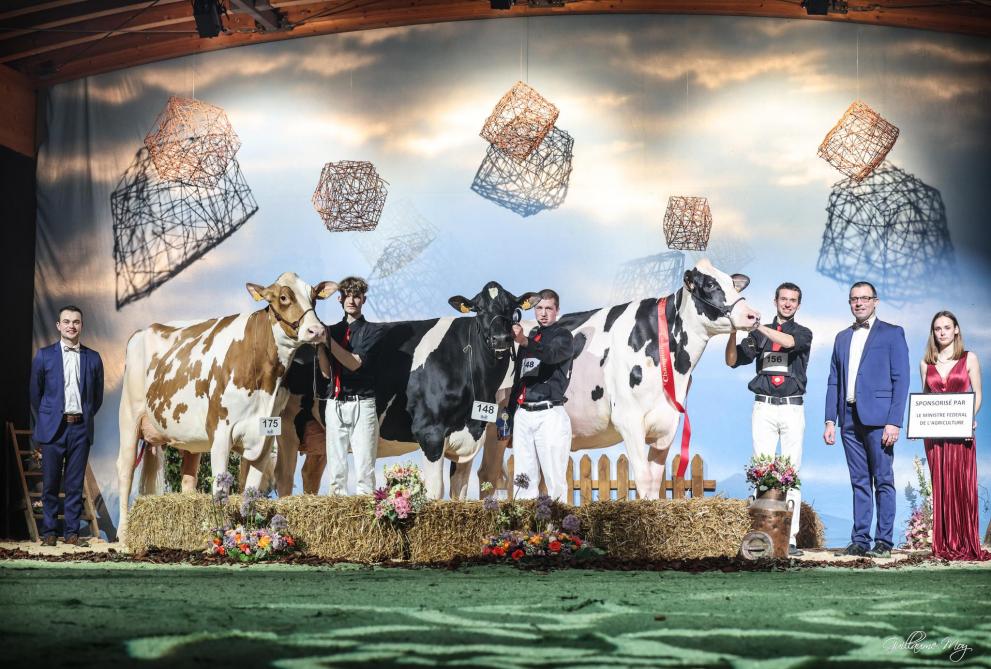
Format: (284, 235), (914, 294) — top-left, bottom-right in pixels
(852, 321), (870, 331)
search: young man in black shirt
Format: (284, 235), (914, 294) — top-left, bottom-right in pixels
(318, 277), (382, 495)
(726, 282), (812, 556)
(509, 289), (575, 503)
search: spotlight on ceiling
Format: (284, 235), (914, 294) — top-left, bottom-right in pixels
(490, 0), (515, 9)
(192, 0), (226, 38)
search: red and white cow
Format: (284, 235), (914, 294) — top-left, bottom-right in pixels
(468, 259), (759, 500)
(116, 272), (334, 538)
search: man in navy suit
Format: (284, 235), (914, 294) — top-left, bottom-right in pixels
(29, 305), (104, 547)
(824, 282), (909, 558)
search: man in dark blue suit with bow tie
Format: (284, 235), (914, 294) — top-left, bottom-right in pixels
(29, 306), (104, 547)
(824, 282), (909, 559)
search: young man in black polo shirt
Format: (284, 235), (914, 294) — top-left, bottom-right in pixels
(725, 282), (812, 556)
(318, 277), (382, 495)
(509, 289), (575, 503)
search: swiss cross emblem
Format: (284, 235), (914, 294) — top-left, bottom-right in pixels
(771, 375), (784, 387)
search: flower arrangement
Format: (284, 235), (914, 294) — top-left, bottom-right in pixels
(370, 463), (428, 526)
(901, 455), (932, 550)
(745, 455), (801, 494)
(480, 477), (601, 562)
(205, 472), (296, 562)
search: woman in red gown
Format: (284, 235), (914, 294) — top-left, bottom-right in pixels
(920, 311), (990, 561)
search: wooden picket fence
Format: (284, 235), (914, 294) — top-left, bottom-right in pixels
(501, 452), (716, 505)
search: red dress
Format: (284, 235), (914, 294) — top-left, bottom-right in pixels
(924, 354), (991, 561)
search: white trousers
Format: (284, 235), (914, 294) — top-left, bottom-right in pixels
(513, 405), (572, 503)
(752, 400), (805, 542)
(326, 398), (379, 495)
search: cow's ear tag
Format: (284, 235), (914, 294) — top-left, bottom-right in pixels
(520, 299), (532, 310)
(246, 283), (266, 301)
(459, 304), (471, 313)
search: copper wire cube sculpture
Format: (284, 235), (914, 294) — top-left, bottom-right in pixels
(816, 163), (955, 305)
(663, 196), (712, 251)
(143, 96), (242, 188)
(480, 81), (560, 162)
(111, 147), (258, 309)
(312, 160), (388, 232)
(818, 101), (900, 182)
(611, 251), (686, 303)
(471, 126), (574, 218)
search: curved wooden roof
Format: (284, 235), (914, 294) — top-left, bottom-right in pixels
(2, 0), (989, 87)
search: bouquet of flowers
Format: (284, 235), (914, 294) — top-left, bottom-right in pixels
(482, 513), (601, 562)
(902, 455), (932, 550)
(370, 463), (428, 525)
(745, 454), (800, 494)
(205, 472), (296, 562)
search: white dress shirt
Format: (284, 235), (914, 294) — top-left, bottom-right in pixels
(846, 313), (877, 403)
(61, 343), (82, 414)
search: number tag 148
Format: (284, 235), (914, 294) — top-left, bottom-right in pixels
(471, 401), (498, 423)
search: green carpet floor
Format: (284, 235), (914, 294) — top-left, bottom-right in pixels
(1, 561), (988, 668)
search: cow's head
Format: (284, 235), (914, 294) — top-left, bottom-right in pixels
(682, 259), (760, 333)
(247, 272), (336, 344)
(449, 281), (538, 358)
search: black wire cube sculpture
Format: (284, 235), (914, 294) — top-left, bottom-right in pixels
(470, 126), (574, 218)
(663, 196), (712, 251)
(687, 232), (756, 272)
(143, 96), (242, 189)
(352, 199), (438, 277)
(365, 248), (449, 321)
(111, 147), (258, 309)
(817, 163), (955, 305)
(480, 81), (560, 162)
(312, 160), (388, 232)
(818, 101), (900, 182)
(611, 251), (686, 303)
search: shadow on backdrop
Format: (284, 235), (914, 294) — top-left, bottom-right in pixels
(110, 146), (258, 309)
(470, 126), (574, 218)
(611, 251), (686, 304)
(817, 162), (956, 306)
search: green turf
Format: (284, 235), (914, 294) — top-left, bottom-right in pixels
(1, 561), (988, 668)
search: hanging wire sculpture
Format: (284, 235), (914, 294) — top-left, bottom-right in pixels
(111, 147), (258, 309)
(663, 196), (712, 251)
(480, 81), (560, 162)
(143, 96), (242, 189)
(818, 101), (900, 182)
(687, 232), (756, 272)
(364, 245), (451, 321)
(816, 162), (956, 306)
(312, 160), (388, 232)
(611, 251), (686, 304)
(470, 126), (574, 218)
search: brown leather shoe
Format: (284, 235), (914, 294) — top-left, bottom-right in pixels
(64, 534), (90, 548)
(41, 535), (57, 547)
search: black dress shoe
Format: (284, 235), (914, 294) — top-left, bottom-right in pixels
(867, 542), (892, 558)
(789, 544), (804, 557)
(64, 534), (90, 548)
(41, 535), (57, 547)
(833, 543), (867, 557)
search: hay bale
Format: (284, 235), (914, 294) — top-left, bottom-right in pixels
(126, 493), (215, 552)
(579, 498), (751, 560)
(273, 495), (404, 562)
(796, 501), (826, 549)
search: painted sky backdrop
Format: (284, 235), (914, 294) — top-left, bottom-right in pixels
(33, 15), (991, 543)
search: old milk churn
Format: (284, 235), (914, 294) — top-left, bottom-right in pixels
(741, 489), (793, 559)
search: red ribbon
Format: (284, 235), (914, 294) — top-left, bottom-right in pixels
(657, 298), (691, 479)
(332, 326), (351, 399)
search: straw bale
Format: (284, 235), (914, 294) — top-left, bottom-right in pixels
(579, 498), (751, 560)
(125, 493), (216, 552)
(273, 495), (403, 562)
(797, 501), (826, 549)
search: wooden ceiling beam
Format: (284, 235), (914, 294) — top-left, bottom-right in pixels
(0, 1), (187, 37)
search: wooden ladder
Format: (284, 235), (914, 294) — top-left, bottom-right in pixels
(6, 421), (102, 541)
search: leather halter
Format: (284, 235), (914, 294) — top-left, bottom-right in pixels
(268, 305), (315, 335)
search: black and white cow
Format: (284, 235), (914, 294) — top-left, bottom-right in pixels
(470, 259), (760, 500)
(362, 281), (536, 497)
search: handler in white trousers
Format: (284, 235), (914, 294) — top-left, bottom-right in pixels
(726, 282), (813, 556)
(508, 289), (575, 503)
(318, 276), (383, 495)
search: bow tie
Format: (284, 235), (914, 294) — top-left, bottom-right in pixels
(852, 321), (870, 331)
(63, 345), (80, 352)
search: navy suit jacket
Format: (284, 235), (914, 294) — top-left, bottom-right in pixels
(825, 319), (910, 428)
(29, 342), (104, 444)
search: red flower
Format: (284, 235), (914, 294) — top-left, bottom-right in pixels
(549, 541), (561, 553)
(218, 547), (226, 556)
(285, 536), (295, 546)
(482, 546), (492, 556)
(492, 546), (505, 557)
(511, 549), (524, 560)
(573, 537), (582, 546)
